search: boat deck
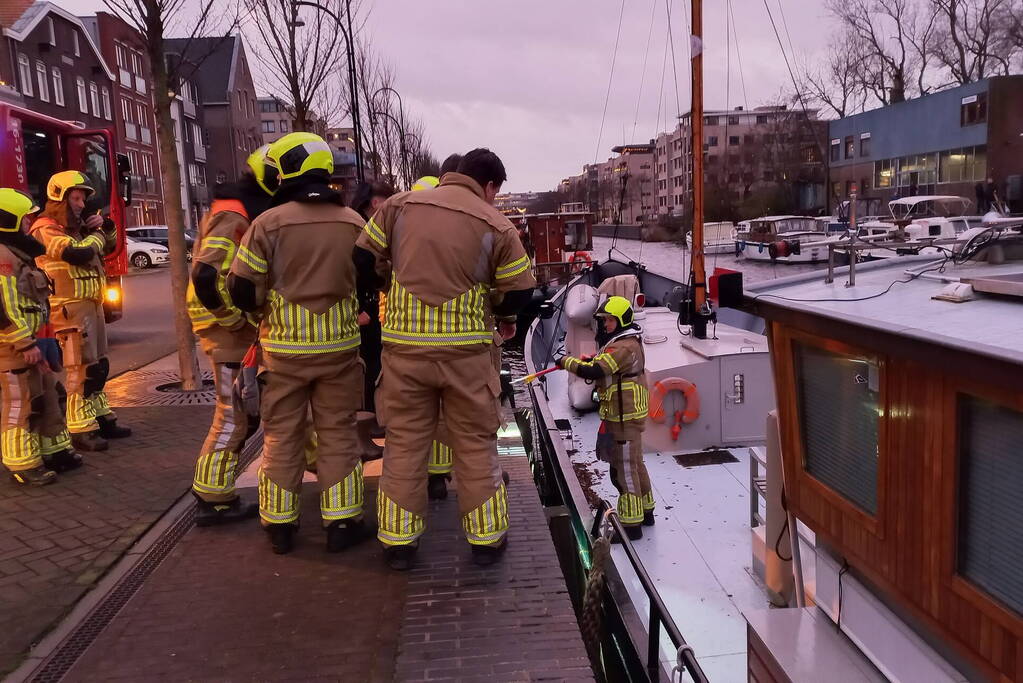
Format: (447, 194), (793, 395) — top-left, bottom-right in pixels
(21, 429), (594, 682)
(541, 356), (811, 680)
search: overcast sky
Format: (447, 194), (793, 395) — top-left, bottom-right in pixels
(61, 0), (833, 192)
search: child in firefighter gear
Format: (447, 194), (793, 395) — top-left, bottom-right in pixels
(557, 295), (653, 540)
(228, 132), (368, 556)
(187, 146), (278, 526)
(354, 148), (536, 570)
(30, 171), (130, 453)
(0, 189), (81, 486)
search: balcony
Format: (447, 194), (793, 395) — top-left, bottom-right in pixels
(193, 140), (206, 162)
(119, 68), (131, 87)
(135, 77), (147, 95)
(125, 122), (138, 141)
(182, 97), (195, 117)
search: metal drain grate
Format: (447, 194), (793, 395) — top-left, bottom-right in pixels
(27, 434), (263, 682)
(673, 449), (739, 467)
(104, 370), (217, 407)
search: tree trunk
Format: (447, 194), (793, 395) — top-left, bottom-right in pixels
(145, 1), (202, 390)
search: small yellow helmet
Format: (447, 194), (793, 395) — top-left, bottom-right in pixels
(247, 144), (279, 195)
(594, 295), (634, 328)
(411, 176), (439, 192)
(266, 132), (333, 181)
(47, 171), (94, 203)
(0, 189), (40, 233)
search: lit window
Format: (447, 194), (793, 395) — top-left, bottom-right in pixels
(50, 67), (64, 106)
(17, 54), (32, 97)
(960, 93), (987, 127)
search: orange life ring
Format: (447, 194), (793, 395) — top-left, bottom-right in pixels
(570, 251), (593, 272)
(649, 377), (700, 425)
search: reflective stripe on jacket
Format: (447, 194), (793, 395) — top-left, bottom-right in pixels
(187, 200), (249, 332)
(30, 216), (106, 305)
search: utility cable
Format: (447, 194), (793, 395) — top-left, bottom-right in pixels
(594, 0), (627, 165)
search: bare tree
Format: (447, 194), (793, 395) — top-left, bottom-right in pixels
(798, 34), (870, 117)
(103, 0), (240, 389)
(930, 0), (1022, 83)
(244, 0), (348, 131)
(825, 0), (939, 104)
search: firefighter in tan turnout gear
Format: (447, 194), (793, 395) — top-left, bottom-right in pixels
(229, 132), (367, 555)
(0, 188), (82, 486)
(187, 146), (278, 525)
(30, 171), (130, 453)
(354, 148), (536, 570)
(557, 295), (654, 540)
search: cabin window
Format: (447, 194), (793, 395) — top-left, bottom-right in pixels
(957, 396), (1023, 616)
(795, 342), (880, 515)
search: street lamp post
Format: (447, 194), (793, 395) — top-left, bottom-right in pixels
(370, 109), (407, 190)
(371, 86), (408, 186)
(294, 0), (364, 183)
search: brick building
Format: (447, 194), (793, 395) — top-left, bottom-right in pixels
(166, 55), (208, 232)
(258, 95), (327, 144)
(827, 76), (1023, 213)
(0, 2), (114, 134)
(560, 143), (655, 224)
(81, 11), (163, 226)
(166, 36), (260, 186)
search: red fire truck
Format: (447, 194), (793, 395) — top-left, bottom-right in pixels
(0, 96), (130, 321)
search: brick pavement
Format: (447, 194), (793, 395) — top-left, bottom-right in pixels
(0, 369), (217, 675)
(60, 457), (594, 682)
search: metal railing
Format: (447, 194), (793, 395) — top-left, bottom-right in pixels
(590, 501), (709, 682)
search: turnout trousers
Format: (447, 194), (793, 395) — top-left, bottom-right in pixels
(377, 349), (507, 547)
(1, 367), (71, 472)
(257, 351), (364, 527)
(596, 419), (654, 526)
(191, 326), (256, 503)
(50, 300), (113, 434)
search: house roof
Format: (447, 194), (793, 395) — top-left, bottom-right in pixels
(3, 2), (115, 81)
(165, 36), (241, 105)
(0, 0), (33, 29)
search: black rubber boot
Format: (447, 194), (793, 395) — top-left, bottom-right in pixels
(266, 523), (296, 555)
(195, 496), (258, 527)
(10, 465), (57, 486)
(97, 415), (132, 439)
(427, 474), (449, 501)
(643, 510), (656, 527)
(384, 544), (418, 571)
(471, 540), (508, 567)
(326, 519), (369, 553)
(612, 525), (644, 543)
(72, 431), (108, 452)
(43, 449), (83, 473)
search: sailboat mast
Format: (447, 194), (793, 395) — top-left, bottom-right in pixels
(690, 0), (709, 338)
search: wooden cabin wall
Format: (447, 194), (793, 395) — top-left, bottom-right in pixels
(766, 316), (1023, 682)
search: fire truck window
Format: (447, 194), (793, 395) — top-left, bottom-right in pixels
(21, 126), (56, 207)
(66, 134), (111, 213)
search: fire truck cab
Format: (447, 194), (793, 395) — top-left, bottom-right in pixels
(0, 94), (131, 321)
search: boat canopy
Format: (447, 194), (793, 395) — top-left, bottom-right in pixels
(888, 195), (971, 220)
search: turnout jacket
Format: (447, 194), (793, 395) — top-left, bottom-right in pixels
(0, 237), (50, 370)
(560, 328), (649, 424)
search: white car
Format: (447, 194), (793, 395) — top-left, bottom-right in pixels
(127, 237), (169, 269)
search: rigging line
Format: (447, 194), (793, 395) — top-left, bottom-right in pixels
(761, 0), (827, 161)
(717, 0), (734, 274)
(664, 0), (682, 120)
(728, 0), (750, 109)
(594, 0), (627, 165)
(776, 0), (798, 70)
(631, 0), (659, 143)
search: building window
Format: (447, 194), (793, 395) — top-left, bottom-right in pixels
(801, 145), (819, 163)
(280, 119), (290, 133)
(845, 180), (856, 196)
(50, 67), (64, 106)
(844, 136), (855, 159)
(831, 181), (841, 197)
(859, 133), (871, 157)
(262, 120), (275, 133)
(705, 116), (719, 126)
(76, 76), (88, 113)
(17, 54), (33, 97)
(101, 87), (112, 120)
(728, 136), (740, 146)
(73, 30), (80, 57)
(706, 136), (718, 147)
(795, 341), (880, 515)
(957, 395), (1023, 615)
(47, 17), (56, 46)
(874, 159), (894, 188)
(860, 177), (870, 193)
(122, 97), (137, 140)
(89, 82), (100, 116)
(960, 92), (987, 126)
(756, 114), (769, 124)
(727, 115), (740, 125)
(35, 61), (49, 102)
(830, 139), (840, 162)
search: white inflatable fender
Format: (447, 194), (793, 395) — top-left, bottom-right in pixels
(565, 284), (600, 325)
(568, 374), (598, 411)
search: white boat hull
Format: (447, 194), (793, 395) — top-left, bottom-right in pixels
(741, 241), (830, 263)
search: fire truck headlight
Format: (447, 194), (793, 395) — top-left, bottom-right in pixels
(105, 286), (122, 304)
